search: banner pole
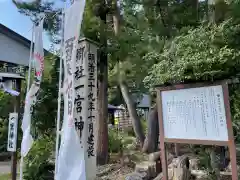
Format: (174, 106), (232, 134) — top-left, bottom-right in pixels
(54, 4), (65, 180)
(19, 23), (34, 180)
(27, 25), (34, 92)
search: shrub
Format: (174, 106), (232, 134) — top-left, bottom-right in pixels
(0, 118), (8, 152)
(140, 118), (147, 133)
(108, 127), (136, 153)
(0, 92), (13, 153)
(108, 128), (122, 153)
(23, 135), (54, 180)
(123, 118), (147, 137)
(125, 127), (135, 137)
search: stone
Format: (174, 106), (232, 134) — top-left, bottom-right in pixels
(149, 152), (161, 162)
(97, 164), (116, 176)
(124, 155), (130, 164)
(166, 152), (174, 165)
(153, 169), (174, 180)
(153, 173), (163, 180)
(173, 167), (191, 180)
(135, 161), (157, 178)
(125, 172), (148, 180)
(126, 143), (136, 150)
(189, 158), (199, 170)
(169, 158), (178, 169)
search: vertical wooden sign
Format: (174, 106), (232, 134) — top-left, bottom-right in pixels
(74, 38), (98, 180)
(7, 113), (18, 152)
(156, 81), (238, 180)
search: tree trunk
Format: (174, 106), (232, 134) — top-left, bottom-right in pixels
(174, 143), (180, 157)
(156, 0), (172, 37)
(97, 52), (109, 165)
(112, 0), (145, 146)
(142, 105), (159, 153)
(97, 56), (108, 165)
(210, 148), (220, 180)
(173, 155), (191, 180)
(119, 82), (145, 146)
(193, 0), (199, 21)
(219, 146), (226, 170)
(96, 5), (109, 165)
(208, 0), (216, 23)
(148, 151), (161, 162)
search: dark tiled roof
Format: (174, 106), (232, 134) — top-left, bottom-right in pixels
(108, 104), (124, 110)
(0, 23), (49, 54)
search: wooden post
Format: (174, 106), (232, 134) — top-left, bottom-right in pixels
(11, 78), (21, 180)
(219, 147), (226, 170)
(223, 83), (238, 180)
(157, 92), (168, 180)
(174, 143), (179, 157)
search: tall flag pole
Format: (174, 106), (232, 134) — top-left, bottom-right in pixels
(26, 25), (34, 92)
(54, 5), (65, 179)
(56, 0), (86, 180)
(19, 18), (45, 180)
(19, 23), (34, 180)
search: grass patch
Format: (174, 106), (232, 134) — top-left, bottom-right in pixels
(0, 173), (19, 180)
(0, 174), (11, 180)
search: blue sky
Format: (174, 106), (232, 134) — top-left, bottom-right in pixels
(0, 0), (59, 50)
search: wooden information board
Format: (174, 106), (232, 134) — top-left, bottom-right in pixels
(156, 81), (238, 180)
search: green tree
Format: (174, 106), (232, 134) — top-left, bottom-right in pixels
(23, 135), (55, 180)
(0, 92), (13, 152)
(107, 0), (206, 149)
(143, 5), (240, 148)
(90, 0), (110, 165)
(13, 0), (236, 157)
(13, 0), (61, 43)
(31, 54), (60, 137)
(144, 21), (240, 87)
(142, 0), (240, 174)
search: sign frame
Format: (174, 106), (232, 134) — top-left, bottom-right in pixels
(156, 81), (238, 180)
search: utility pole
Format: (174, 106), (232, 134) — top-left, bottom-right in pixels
(2, 74), (23, 180)
(11, 78), (21, 180)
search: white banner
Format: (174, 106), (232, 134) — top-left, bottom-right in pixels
(56, 0), (86, 180)
(33, 20), (44, 83)
(7, 113), (18, 152)
(21, 19), (44, 157)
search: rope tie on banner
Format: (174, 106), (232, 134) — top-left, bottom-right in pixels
(54, 2), (66, 178)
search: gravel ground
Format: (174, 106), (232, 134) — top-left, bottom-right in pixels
(0, 161), (11, 175)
